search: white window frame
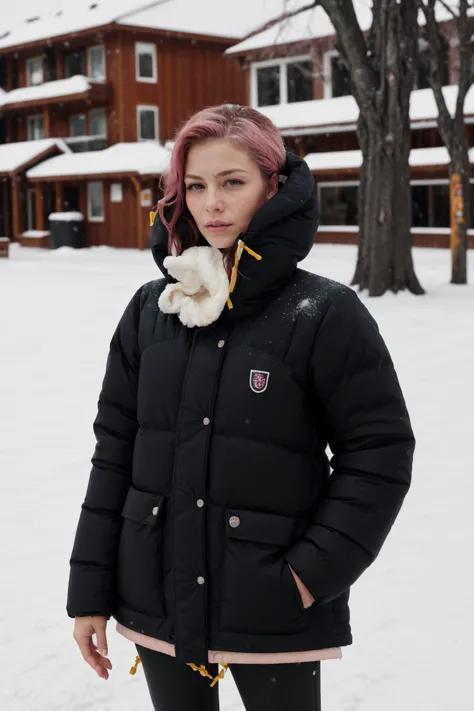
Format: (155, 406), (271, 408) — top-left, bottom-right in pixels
(135, 42), (157, 83)
(87, 44), (106, 80)
(87, 181), (105, 222)
(26, 56), (44, 87)
(250, 55), (312, 108)
(137, 105), (159, 141)
(89, 107), (107, 137)
(27, 114), (45, 140)
(323, 50), (340, 99)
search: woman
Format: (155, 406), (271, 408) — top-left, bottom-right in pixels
(68, 104), (415, 711)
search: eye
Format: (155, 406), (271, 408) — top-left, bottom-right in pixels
(186, 183), (204, 191)
(225, 179), (244, 187)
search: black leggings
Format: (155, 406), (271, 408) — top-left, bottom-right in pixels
(136, 644), (322, 711)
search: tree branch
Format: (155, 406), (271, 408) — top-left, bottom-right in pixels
(416, 0), (454, 150)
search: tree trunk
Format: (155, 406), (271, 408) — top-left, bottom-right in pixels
(349, 0), (424, 295)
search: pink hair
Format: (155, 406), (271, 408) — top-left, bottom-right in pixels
(158, 104), (286, 255)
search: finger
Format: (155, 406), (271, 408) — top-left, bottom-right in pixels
(94, 625), (108, 657)
(80, 639), (110, 677)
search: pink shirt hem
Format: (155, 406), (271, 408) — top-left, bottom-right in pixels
(116, 622), (343, 664)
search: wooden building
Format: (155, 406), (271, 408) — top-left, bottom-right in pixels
(227, 4), (474, 248)
(25, 142), (170, 249)
(0, 138), (67, 241)
(0, 0), (279, 246)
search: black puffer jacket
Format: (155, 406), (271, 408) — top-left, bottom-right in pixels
(67, 152), (415, 665)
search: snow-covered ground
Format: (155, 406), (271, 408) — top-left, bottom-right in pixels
(1, 243), (472, 711)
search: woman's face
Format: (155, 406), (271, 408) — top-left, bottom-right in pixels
(184, 139), (277, 249)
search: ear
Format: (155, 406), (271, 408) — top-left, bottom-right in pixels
(266, 172), (278, 201)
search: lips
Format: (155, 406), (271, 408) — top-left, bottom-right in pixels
(205, 222), (231, 228)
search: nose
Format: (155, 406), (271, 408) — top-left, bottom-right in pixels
(205, 187), (224, 213)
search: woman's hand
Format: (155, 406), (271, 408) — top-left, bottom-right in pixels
(73, 616), (113, 680)
(288, 564), (315, 609)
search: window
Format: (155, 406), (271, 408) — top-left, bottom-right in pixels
(87, 45), (106, 80)
(252, 56), (313, 108)
(256, 65), (281, 107)
(287, 60), (313, 103)
(137, 106), (159, 141)
(64, 49), (86, 78)
(412, 182), (450, 227)
(89, 108), (107, 137)
(27, 114), (45, 140)
(318, 184), (359, 225)
(26, 57), (44, 86)
(0, 57), (7, 87)
(69, 113), (87, 138)
(323, 51), (351, 99)
(87, 182), (104, 221)
(136, 42), (157, 82)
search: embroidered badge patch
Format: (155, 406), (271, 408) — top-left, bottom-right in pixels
(249, 370), (270, 393)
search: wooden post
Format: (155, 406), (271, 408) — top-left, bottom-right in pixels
(44, 106), (52, 138)
(55, 182), (63, 213)
(450, 173), (464, 267)
(55, 50), (63, 81)
(35, 183), (45, 231)
(11, 174), (21, 239)
(131, 177), (144, 250)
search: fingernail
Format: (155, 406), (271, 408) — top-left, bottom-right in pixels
(100, 649), (107, 656)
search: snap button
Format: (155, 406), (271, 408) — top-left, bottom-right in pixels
(196, 499), (204, 508)
(203, 417), (211, 426)
(217, 340), (225, 348)
(229, 515), (240, 528)
(152, 506), (159, 516)
(197, 576), (205, 585)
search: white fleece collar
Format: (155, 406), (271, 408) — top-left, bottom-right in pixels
(158, 246), (229, 328)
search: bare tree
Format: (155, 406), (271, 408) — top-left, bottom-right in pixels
(416, 0), (473, 284)
(285, 0), (424, 296)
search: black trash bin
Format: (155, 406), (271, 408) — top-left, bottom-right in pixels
(48, 212), (85, 249)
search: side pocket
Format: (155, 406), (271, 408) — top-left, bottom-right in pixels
(117, 486), (167, 617)
(281, 561), (306, 615)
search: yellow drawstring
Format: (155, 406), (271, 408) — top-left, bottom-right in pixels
(129, 655), (142, 675)
(187, 662), (229, 687)
(150, 210), (157, 227)
(227, 239), (262, 310)
(130, 655), (229, 686)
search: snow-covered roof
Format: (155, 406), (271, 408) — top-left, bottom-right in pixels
(0, 138), (69, 175)
(227, 0), (473, 55)
(27, 141), (171, 179)
(305, 146), (474, 173)
(259, 85), (474, 135)
(0, 0), (293, 51)
(0, 76), (98, 109)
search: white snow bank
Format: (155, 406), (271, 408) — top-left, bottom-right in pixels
(0, 76), (97, 108)
(0, 139), (69, 175)
(260, 85), (474, 133)
(1, 243), (473, 711)
(27, 141), (171, 179)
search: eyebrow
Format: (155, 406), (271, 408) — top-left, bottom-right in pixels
(185, 169), (249, 180)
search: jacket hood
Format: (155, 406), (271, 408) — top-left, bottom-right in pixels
(151, 151), (319, 318)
